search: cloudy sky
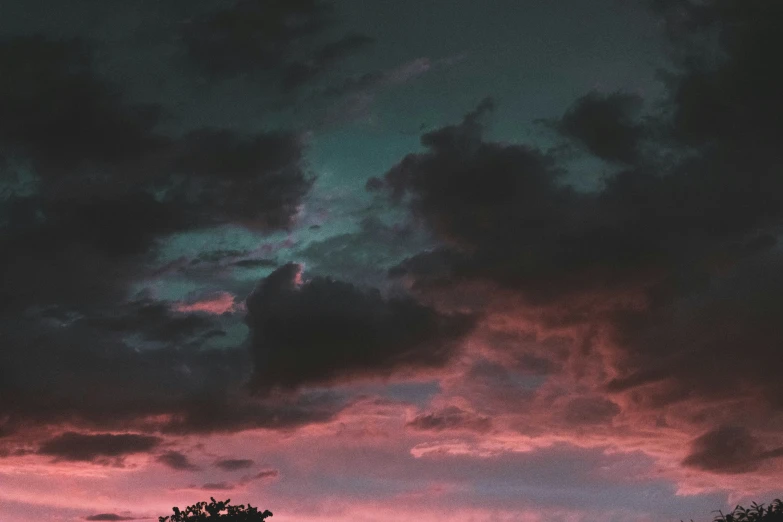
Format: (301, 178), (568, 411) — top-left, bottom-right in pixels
(1, 1), (782, 521)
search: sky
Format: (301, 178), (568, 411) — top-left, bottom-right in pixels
(1, 1), (782, 521)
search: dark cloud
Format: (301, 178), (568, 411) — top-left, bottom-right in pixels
(186, 468), (279, 492)
(183, 0), (330, 78)
(562, 397), (621, 426)
(85, 515), (135, 521)
(1, 212), (146, 316)
(246, 263), (475, 391)
(460, 361), (540, 417)
(0, 36), (165, 176)
(557, 92), (644, 164)
(407, 406), (492, 433)
(0, 29), (318, 442)
(237, 469), (280, 486)
(478, 330), (567, 376)
(47, 192), (182, 257)
(89, 299), (220, 344)
(0, 132), (310, 281)
(232, 258), (279, 269)
(311, 33), (374, 65)
(0, 34), (311, 220)
(168, 128), (313, 229)
(175, 129), (302, 179)
(215, 458), (255, 471)
(383, 99), (724, 303)
(0, 312), (344, 438)
(185, 248), (279, 271)
(386, 248), (461, 287)
(379, 99), (622, 302)
(161, 390), (344, 435)
(196, 249), (251, 264)
(182, 0), (372, 87)
(374, 0), (783, 418)
(200, 482), (234, 491)
(37, 432), (161, 463)
(654, 1), (783, 149)
(0, 309), (242, 430)
(0, 42), (311, 318)
(249, 469), (279, 480)
(156, 451), (200, 471)
(0, 31), (316, 424)
(606, 252), (783, 409)
(380, 0), (783, 302)
(682, 426), (783, 474)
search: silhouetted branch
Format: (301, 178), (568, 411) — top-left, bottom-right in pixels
(159, 498), (272, 521)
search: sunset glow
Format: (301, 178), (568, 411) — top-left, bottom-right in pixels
(1, 1), (782, 521)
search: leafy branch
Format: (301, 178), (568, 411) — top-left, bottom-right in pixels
(159, 498), (272, 521)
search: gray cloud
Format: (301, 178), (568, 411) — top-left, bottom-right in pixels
(156, 451), (200, 471)
(407, 406), (492, 433)
(562, 397), (621, 426)
(0, 36), (164, 176)
(0, 314), (345, 439)
(199, 482), (234, 491)
(215, 458), (255, 471)
(84, 515), (136, 521)
(182, 0), (372, 88)
(0, 30), (317, 442)
(557, 92), (644, 164)
(38, 432), (161, 463)
(246, 264), (475, 391)
(682, 425), (783, 474)
(374, 0), (783, 417)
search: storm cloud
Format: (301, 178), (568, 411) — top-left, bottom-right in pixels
(0, 36), (164, 176)
(557, 92), (644, 164)
(371, 0), (783, 460)
(246, 263), (475, 390)
(1, 0), (781, 519)
(0, 29), (318, 439)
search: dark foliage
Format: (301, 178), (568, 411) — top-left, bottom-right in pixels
(683, 499), (783, 522)
(159, 498), (272, 521)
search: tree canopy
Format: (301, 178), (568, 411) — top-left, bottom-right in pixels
(685, 499), (783, 522)
(158, 496), (783, 521)
(159, 498), (272, 521)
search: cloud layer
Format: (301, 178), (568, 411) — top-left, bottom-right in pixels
(246, 264), (475, 390)
(2, 1), (782, 521)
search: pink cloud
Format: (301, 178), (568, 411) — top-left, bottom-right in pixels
(172, 292), (238, 315)
(3, 285), (781, 522)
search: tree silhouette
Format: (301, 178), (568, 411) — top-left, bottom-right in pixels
(159, 498), (272, 521)
(683, 499), (783, 522)
(156, 496), (783, 521)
